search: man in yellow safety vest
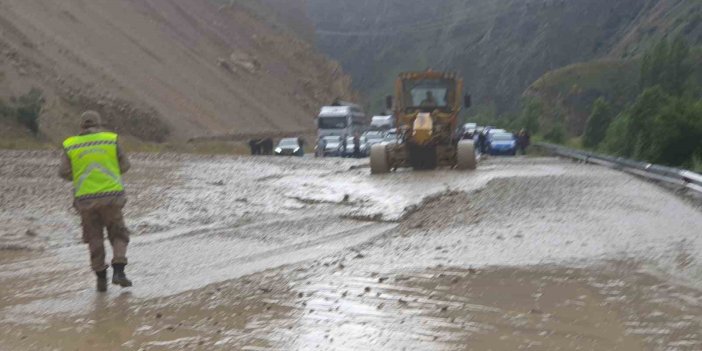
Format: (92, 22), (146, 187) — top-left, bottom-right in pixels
(59, 111), (132, 292)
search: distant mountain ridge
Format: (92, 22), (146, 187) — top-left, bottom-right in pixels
(308, 0), (702, 117)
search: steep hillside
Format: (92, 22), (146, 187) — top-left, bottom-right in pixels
(222, 0), (315, 41)
(526, 46), (702, 137)
(0, 0), (352, 142)
(525, 59), (641, 136)
(610, 0), (702, 56)
(308, 0), (702, 115)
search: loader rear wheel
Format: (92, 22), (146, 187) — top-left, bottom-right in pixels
(370, 144), (390, 174)
(456, 140), (477, 170)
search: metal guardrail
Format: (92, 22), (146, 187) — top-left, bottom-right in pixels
(535, 142), (702, 194)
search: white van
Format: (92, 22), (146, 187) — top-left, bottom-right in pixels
(316, 103), (366, 138)
(370, 115), (395, 130)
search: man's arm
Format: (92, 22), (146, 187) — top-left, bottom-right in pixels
(58, 152), (72, 181)
(117, 141), (131, 174)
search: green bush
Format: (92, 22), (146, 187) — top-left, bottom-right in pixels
(15, 88), (44, 134)
(582, 97), (614, 149)
(599, 37), (702, 169)
(544, 123), (566, 143)
(518, 99), (542, 134)
(602, 88), (702, 168)
(0, 98), (14, 119)
(693, 153), (702, 173)
(601, 112), (632, 156)
(627, 87), (671, 159)
(645, 97), (702, 166)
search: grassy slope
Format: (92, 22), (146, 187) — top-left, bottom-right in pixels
(612, 0), (702, 57)
(523, 0), (702, 137)
(524, 59), (641, 136)
(526, 48), (702, 138)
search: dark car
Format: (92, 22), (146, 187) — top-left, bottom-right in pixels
(486, 132), (517, 156)
(274, 138), (304, 157)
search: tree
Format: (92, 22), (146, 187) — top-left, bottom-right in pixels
(601, 112), (632, 156)
(644, 97), (702, 166)
(601, 87), (668, 158)
(640, 36), (692, 96)
(602, 87), (702, 168)
(582, 97), (614, 149)
(519, 99), (542, 134)
(603, 36), (700, 168)
(627, 87), (671, 160)
(665, 36), (692, 96)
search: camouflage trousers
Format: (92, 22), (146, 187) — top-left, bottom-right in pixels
(80, 204), (130, 272)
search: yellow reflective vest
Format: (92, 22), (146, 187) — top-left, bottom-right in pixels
(63, 132), (124, 199)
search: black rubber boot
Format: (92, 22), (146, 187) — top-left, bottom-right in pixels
(96, 270), (108, 292)
(112, 263), (133, 287)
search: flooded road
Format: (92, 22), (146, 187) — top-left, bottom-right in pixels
(1, 150), (701, 350)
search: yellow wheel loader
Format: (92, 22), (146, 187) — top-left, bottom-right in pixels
(370, 70), (476, 174)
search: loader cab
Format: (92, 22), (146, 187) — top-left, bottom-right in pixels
(389, 72), (467, 114)
(389, 71), (468, 145)
(404, 79), (454, 113)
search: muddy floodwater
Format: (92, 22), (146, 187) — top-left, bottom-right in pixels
(1, 150), (701, 350)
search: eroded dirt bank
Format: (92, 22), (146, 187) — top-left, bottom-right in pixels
(1, 151), (701, 350)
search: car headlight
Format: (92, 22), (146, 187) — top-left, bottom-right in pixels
(275, 148), (282, 153)
(293, 148), (300, 152)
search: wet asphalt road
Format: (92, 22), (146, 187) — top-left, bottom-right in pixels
(1, 151), (701, 350)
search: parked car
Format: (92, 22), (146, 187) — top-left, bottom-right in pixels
(370, 115), (395, 130)
(463, 122), (478, 130)
(480, 126), (496, 137)
(486, 128), (507, 136)
(274, 138), (304, 157)
(342, 136), (368, 157)
(316, 135), (344, 157)
(384, 128), (399, 143)
(486, 132), (517, 156)
(458, 122), (478, 140)
(363, 130), (385, 146)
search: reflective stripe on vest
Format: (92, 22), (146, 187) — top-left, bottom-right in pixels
(63, 132), (124, 199)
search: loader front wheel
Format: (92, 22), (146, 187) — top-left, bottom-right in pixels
(370, 144), (390, 174)
(456, 140), (477, 170)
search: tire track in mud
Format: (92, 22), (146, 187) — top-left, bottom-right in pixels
(0, 218), (397, 320)
(214, 222), (396, 266)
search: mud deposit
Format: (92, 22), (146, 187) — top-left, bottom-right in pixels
(1, 151), (701, 350)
